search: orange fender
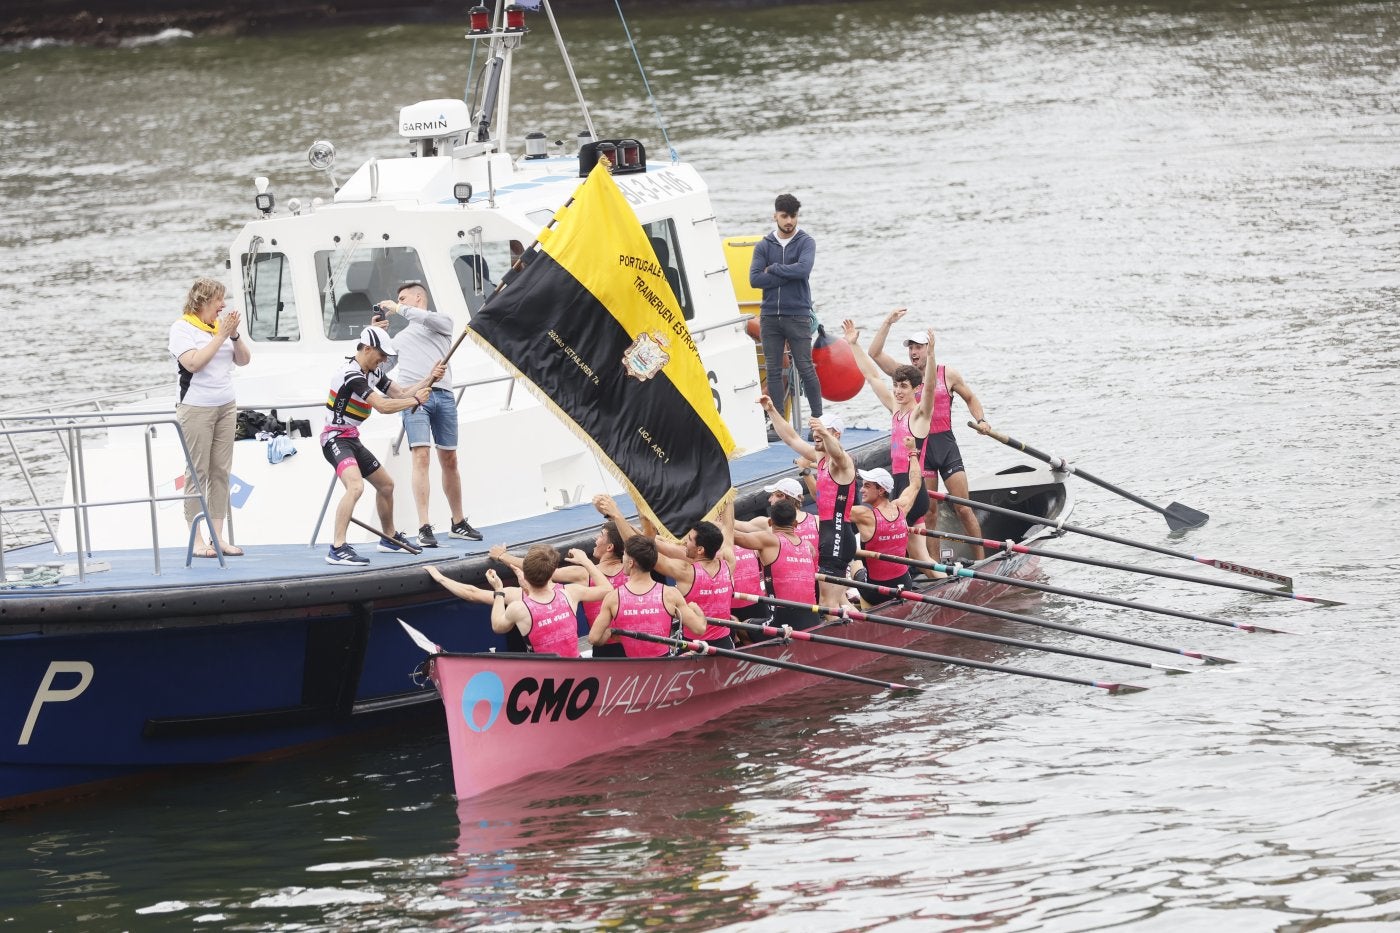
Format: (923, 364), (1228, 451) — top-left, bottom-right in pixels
(812, 325), (863, 402)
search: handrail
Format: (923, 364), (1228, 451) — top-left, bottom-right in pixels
(0, 416), (218, 581)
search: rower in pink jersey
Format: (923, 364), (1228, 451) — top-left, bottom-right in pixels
(429, 544), (611, 656)
(850, 450), (925, 597)
(735, 498), (818, 630)
(593, 495), (739, 649)
(758, 396), (858, 610)
(839, 318), (938, 561)
(730, 544), (768, 624)
(589, 536), (705, 658)
(491, 512), (629, 655)
(742, 477), (819, 554)
(907, 326), (990, 558)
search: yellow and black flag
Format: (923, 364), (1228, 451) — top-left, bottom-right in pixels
(468, 162), (736, 539)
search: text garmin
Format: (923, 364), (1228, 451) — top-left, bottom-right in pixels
(500, 670), (701, 725)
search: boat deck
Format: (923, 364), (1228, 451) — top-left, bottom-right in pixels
(1, 428), (885, 599)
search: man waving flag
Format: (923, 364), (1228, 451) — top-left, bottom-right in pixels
(468, 161), (736, 539)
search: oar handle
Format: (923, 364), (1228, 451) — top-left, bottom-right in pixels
(968, 421), (1065, 469)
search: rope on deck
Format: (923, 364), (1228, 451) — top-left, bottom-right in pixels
(0, 567), (63, 589)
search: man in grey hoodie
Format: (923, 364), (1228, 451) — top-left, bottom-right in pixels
(375, 282), (482, 546)
(749, 193), (822, 420)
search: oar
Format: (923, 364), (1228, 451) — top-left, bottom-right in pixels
(717, 609), (1190, 675)
(805, 579), (1235, 663)
(349, 516), (424, 554)
(713, 611), (1145, 695)
(608, 628), (925, 693)
(928, 488), (1293, 591)
(855, 549), (1288, 635)
(973, 422), (1209, 531)
(920, 528), (1343, 607)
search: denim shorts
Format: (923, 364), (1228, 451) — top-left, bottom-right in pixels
(402, 387), (458, 450)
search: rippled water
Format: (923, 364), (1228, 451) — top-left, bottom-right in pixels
(3, 0), (1400, 929)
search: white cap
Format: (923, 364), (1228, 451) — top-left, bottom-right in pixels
(763, 477), (804, 500)
(904, 331), (929, 346)
(359, 326), (396, 356)
(858, 467), (894, 493)
(818, 413), (844, 435)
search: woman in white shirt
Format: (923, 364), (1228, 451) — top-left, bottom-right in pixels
(168, 277), (252, 556)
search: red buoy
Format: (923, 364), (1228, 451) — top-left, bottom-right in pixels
(811, 324), (863, 402)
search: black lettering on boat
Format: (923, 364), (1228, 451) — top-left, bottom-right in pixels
(565, 678), (599, 720)
(506, 677), (539, 725)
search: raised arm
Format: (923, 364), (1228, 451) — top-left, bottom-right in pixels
(909, 328), (937, 436)
(759, 395), (818, 461)
(562, 548), (616, 604)
(811, 418), (854, 482)
(842, 319), (896, 412)
(426, 565), (520, 605)
(894, 436), (925, 512)
(866, 307), (907, 377)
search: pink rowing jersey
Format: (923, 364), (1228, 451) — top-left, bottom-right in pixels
(794, 510), (819, 555)
(891, 409), (928, 475)
(613, 582), (675, 658)
(686, 558), (734, 641)
(816, 457), (856, 523)
(731, 546), (762, 608)
(765, 531), (816, 605)
(522, 585), (581, 658)
(864, 505), (910, 583)
(928, 365), (953, 434)
(582, 564), (628, 623)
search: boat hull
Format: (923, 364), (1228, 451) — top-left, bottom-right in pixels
(429, 470), (1067, 802)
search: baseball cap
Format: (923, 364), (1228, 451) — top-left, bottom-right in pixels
(821, 413), (844, 435)
(359, 326), (396, 356)
(904, 332), (929, 346)
(763, 477), (805, 500)
(858, 467), (894, 493)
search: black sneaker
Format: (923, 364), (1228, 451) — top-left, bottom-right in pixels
(378, 531), (417, 553)
(450, 519), (483, 541)
(418, 524), (440, 548)
(326, 543), (369, 566)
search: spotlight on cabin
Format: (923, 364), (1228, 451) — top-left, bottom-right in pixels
(468, 5), (491, 34)
(504, 4), (528, 32)
(453, 182), (473, 205)
(524, 131), (548, 160)
(254, 176), (274, 215)
(306, 140), (337, 171)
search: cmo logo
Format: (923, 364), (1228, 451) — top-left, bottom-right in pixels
(460, 671), (505, 733)
(461, 673), (600, 732)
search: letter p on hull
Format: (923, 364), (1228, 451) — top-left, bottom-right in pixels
(18, 661), (94, 746)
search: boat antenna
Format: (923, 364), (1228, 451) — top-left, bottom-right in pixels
(540, 0), (597, 145)
(612, 0), (678, 163)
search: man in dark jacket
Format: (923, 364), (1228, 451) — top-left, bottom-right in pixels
(750, 193), (822, 419)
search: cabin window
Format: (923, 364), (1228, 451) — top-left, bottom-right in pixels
(642, 220), (692, 321)
(447, 240), (519, 318)
(314, 245), (430, 341)
(241, 251), (300, 342)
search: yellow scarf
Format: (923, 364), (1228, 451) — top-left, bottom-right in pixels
(181, 312), (218, 334)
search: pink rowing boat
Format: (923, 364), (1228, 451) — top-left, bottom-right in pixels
(424, 465), (1075, 801)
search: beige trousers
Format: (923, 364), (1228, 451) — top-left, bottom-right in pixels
(177, 401), (238, 527)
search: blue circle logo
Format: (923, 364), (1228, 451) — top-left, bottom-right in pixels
(460, 671), (505, 732)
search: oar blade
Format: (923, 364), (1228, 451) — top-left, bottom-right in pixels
(1164, 501), (1209, 531)
(1104, 682), (1149, 695)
